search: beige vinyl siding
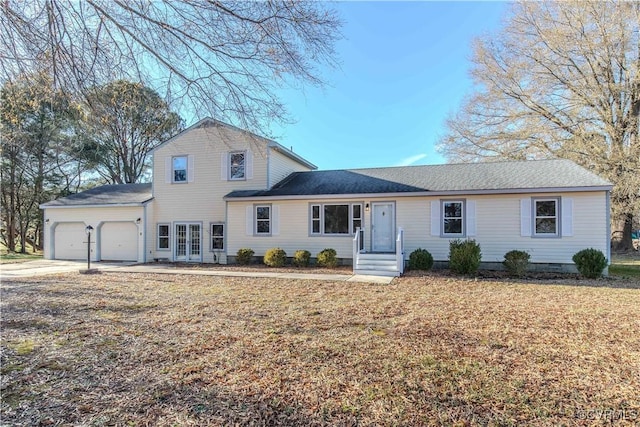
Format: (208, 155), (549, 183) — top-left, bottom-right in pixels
(43, 205), (145, 262)
(227, 191), (608, 265)
(151, 125), (270, 263)
(399, 191), (607, 264)
(268, 148), (312, 188)
(228, 199), (368, 259)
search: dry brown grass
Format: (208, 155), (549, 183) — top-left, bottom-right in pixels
(1, 272), (639, 426)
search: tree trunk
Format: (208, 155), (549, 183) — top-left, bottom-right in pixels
(611, 214), (634, 252)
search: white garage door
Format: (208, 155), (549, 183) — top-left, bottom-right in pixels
(54, 222), (87, 260)
(101, 222), (138, 261)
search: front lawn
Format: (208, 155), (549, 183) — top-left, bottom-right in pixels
(1, 273), (639, 425)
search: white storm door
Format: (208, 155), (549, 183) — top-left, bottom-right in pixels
(174, 223), (202, 262)
(372, 202), (395, 252)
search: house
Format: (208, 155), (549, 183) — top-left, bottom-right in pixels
(41, 118), (613, 276)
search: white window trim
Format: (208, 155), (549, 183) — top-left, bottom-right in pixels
(210, 222), (225, 251)
(157, 223), (170, 251)
(254, 204), (272, 236)
(309, 203), (363, 236)
(441, 199), (466, 238)
(532, 197), (561, 238)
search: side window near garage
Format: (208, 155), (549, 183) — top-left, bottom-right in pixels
(211, 223), (224, 250)
(158, 224), (170, 250)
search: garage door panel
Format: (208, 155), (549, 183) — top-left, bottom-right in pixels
(54, 222), (87, 260)
(101, 222), (138, 261)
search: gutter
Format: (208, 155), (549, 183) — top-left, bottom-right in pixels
(224, 185), (614, 202)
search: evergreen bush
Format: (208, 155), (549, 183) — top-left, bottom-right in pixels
(503, 250), (530, 277)
(236, 248), (254, 265)
(449, 239), (482, 275)
(316, 248), (338, 268)
(409, 248), (434, 271)
(264, 248), (287, 267)
(572, 248), (607, 278)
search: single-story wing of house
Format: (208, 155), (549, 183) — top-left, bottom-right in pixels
(41, 118), (613, 276)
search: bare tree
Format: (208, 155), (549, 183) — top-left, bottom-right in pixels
(78, 80), (182, 184)
(0, 1), (341, 133)
(438, 1), (640, 251)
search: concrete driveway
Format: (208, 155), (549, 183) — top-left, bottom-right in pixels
(0, 260), (136, 279)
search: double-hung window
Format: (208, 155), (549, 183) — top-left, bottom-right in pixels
(157, 224), (170, 250)
(229, 151), (246, 180)
(172, 156), (187, 183)
(211, 223), (224, 250)
(255, 205), (271, 235)
(533, 198), (559, 236)
(310, 203), (363, 235)
(442, 200), (464, 236)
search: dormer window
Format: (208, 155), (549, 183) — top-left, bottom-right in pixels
(229, 151), (246, 180)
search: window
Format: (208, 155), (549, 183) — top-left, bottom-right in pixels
(352, 204), (362, 232)
(310, 203), (363, 235)
(173, 156), (187, 183)
(211, 223), (224, 251)
(255, 205), (271, 234)
(157, 224), (170, 250)
(229, 151), (245, 180)
(311, 205), (321, 234)
(442, 200), (464, 236)
(534, 198), (558, 236)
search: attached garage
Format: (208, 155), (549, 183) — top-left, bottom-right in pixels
(41, 183), (152, 264)
(100, 222), (138, 261)
(53, 222), (88, 260)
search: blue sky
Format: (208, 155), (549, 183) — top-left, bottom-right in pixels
(269, 1), (508, 170)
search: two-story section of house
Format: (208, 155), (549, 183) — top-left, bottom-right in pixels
(148, 118), (316, 264)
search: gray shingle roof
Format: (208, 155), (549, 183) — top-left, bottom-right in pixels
(226, 159), (612, 199)
(41, 183), (152, 207)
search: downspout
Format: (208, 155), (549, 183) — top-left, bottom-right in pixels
(143, 202), (148, 263)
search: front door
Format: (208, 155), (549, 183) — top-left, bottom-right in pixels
(372, 202), (395, 252)
(175, 223), (201, 262)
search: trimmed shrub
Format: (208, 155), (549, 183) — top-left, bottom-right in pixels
(409, 248), (434, 271)
(503, 250), (531, 278)
(264, 248), (287, 267)
(236, 248), (254, 265)
(293, 249), (311, 267)
(449, 239), (482, 275)
(316, 248), (338, 268)
(572, 248), (607, 279)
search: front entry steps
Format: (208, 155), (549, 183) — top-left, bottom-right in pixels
(354, 252), (401, 277)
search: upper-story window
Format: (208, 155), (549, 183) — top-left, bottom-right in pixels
(229, 151), (246, 180)
(173, 156), (187, 183)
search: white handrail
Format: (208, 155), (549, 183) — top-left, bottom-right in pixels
(353, 227), (362, 273)
(396, 227), (404, 274)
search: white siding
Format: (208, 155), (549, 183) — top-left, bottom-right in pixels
(43, 206), (146, 262)
(151, 124), (270, 263)
(227, 191), (608, 265)
(268, 148), (313, 188)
